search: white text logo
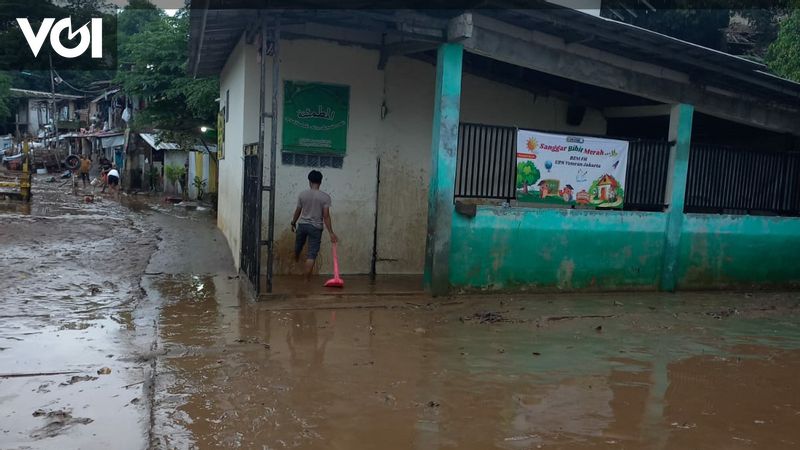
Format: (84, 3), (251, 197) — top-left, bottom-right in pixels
(16, 18), (102, 59)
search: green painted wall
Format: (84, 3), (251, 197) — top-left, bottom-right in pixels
(450, 207), (800, 291)
(450, 207), (668, 290)
(678, 214), (800, 289)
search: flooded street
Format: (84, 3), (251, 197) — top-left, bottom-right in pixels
(4, 177), (800, 449)
(0, 178), (157, 449)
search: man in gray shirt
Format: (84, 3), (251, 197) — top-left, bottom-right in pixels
(291, 170), (338, 279)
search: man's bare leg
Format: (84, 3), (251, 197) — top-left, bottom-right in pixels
(304, 259), (315, 281)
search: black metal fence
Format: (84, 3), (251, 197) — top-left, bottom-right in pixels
(623, 139), (671, 211)
(455, 123), (516, 200)
(685, 143), (800, 216)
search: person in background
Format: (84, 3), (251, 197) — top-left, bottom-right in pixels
(105, 165), (120, 194)
(291, 170), (338, 280)
(78, 155), (92, 188)
(99, 156), (112, 171)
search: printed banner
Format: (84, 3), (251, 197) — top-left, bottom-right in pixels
(516, 130), (629, 208)
(282, 81), (349, 155)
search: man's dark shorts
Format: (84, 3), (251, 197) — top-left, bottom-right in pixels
(108, 175), (119, 186)
(295, 223), (322, 260)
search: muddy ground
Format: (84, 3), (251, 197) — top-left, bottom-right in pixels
(3, 177), (800, 449)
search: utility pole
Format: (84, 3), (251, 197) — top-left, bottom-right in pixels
(49, 54), (59, 141)
(49, 53), (63, 174)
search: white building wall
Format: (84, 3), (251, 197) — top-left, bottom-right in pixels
(217, 36), (249, 268)
(220, 37), (607, 275)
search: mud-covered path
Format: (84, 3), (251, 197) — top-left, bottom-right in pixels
(5, 177), (800, 450)
(0, 179), (161, 449)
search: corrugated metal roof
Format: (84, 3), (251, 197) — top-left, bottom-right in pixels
(138, 132), (215, 152)
(91, 88), (121, 103)
(9, 88), (83, 100)
(139, 133), (181, 150)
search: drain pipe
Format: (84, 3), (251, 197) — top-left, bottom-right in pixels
(370, 157), (380, 281)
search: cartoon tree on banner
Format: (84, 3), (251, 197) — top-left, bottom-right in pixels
(516, 161), (541, 194)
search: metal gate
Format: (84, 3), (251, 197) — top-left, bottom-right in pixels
(239, 17), (281, 296)
(240, 146), (260, 292)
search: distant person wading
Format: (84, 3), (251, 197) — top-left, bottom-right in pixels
(79, 155), (92, 188)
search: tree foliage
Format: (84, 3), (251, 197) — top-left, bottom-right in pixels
(0, 71), (11, 119)
(767, 8), (800, 82)
(516, 161), (541, 192)
(115, 8), (218, 140)
(117, 0), (162, 48)
(601, 2), (731, 50)
(601, 1), (796, 60)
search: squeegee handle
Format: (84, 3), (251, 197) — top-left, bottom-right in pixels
(331, 243), (340, 278)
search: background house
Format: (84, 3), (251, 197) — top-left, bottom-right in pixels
(9, 88), (84, 138)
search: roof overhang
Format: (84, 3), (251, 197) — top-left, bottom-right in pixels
(188, 1), (800, 136)
(10, 88), (84, 101)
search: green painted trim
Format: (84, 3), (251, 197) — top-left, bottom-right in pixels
(450, 207), (668, 290)
(449, 205), (800, 291)
(424, 43), (463, 296)
(678, 213), (800, 289)
(660, 104), (694, 292)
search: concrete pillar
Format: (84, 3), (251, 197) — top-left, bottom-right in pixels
(660, 103), (694, 292)
(424, 43), (463, 296)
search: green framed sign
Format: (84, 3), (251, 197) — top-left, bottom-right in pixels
(282, 81), (350, 155)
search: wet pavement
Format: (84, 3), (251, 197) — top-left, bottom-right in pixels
(4, 175), (800, 449)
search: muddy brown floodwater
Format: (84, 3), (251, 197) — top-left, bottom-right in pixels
(0, 177), (158, 449)
(5, 176), (800, 449)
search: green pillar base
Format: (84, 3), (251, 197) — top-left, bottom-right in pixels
(424, 43), (463, 296)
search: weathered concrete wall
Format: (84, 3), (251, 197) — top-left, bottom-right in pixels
(217, 36), (248, 268)
(247, 38), (606, 275)
(678, 214), (800, 289)
(450, 207), (668, 290)
(450, 206), (800, 291)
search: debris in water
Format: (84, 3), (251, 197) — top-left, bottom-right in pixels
(595, 325), (603, 333)
(60, 375), (98, 386)
(504, 434), (539, 442)
(427, 401), (440, 408)
(706, 308), (739, 320)
(30, 409), (93, 439)
(460, 311), (509, 324)
(547, 314), (615, 321)
(532, 352), (541, 356)
(97, 367), (112, 375)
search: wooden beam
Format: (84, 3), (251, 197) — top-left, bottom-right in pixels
(447, 13), (473, 42)
(281, 22), (384, 47)
(603, 105), (672, 118)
